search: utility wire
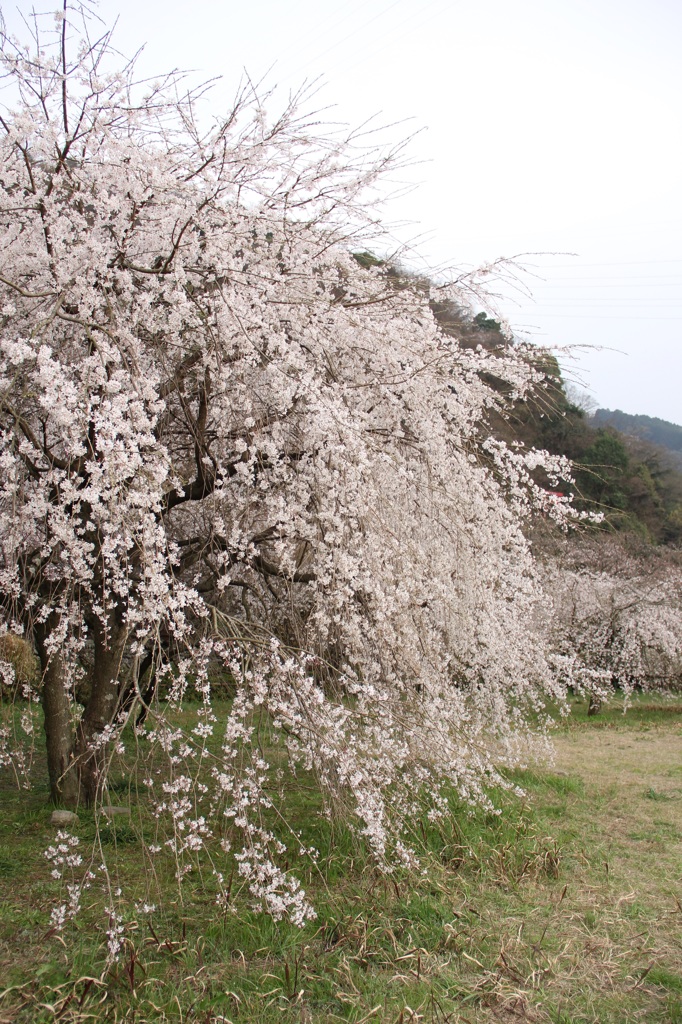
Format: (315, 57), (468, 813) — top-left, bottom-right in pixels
(322, 0), (460, 80)
(537, 259), (682, 268)
(272, 0), (377, 68)
(291, 0), (410, 77)
(517, 313), (682, 320)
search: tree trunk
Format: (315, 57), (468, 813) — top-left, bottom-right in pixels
(36, 629), (80, 807)
(74, 618), (127, 807)
(587, 693), (602, 716)
(36, 614), (127, 807)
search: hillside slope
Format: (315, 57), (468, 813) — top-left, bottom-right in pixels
(431, 304), (682, 544)
(591, 408), (682, 471)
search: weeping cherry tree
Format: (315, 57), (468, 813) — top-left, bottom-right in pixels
(0, 3), (576, 937)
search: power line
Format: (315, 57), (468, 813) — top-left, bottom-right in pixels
(532, 303), (682, 308)
(292, 0), (410, 77)
(322, 0), (459, 80)
(528, 282), (682, 289)
(536, 276), (682, 283)
(536, 259), (682, 268)
(272, 0), (377, 68)
(516, 313), (682, 320)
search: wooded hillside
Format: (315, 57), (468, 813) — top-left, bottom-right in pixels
(440, 308), (682, 545)
(592, 408), (682, 470)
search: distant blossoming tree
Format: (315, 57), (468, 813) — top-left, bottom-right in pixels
(0, 3), (575, 929)
(544, 538), (682, 713)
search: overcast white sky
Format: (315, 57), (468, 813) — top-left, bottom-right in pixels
(4, 0), (682, 423)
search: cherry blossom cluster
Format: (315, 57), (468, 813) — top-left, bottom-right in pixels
(542, 538), (682, 707)
(44, 830), (95, 931)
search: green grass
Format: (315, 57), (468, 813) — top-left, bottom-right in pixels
(562, 691), (682, 729)
(1, 696), (681, 1022)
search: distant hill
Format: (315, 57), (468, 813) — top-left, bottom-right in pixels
(397, 287), (682, 545)
(591, 409), (682, 471)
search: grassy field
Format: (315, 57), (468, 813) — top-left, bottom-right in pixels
(1, 697), (681, 1023)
